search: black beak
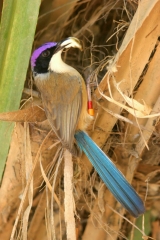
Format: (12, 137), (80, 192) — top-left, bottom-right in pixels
(54, 39), (70, 54)
(54, 37), (82, 54)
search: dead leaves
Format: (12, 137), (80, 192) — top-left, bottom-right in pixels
(0, 105), (46, 123)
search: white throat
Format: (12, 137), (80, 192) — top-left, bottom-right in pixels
(49, 50), (74, 73)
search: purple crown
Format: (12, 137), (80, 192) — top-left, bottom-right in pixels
(31, 42), (57, 68)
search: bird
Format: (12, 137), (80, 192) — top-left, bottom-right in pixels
(31, 37), (145, 218)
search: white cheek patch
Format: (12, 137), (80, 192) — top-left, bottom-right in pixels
(49, 50), (74, 73)
(49, 37), (82, 73)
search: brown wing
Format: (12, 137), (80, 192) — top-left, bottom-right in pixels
(35, 72), (82, 152)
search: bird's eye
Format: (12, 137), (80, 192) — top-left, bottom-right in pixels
(42, 50), (50, 57)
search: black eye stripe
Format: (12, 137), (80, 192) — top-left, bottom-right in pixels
(41, 50), (50, 57)
(32, 45), (57, 74)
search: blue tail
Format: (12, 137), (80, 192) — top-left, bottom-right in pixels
(74, 131), (145, 218)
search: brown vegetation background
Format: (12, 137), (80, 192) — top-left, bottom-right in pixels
(0, 0), (160, 239)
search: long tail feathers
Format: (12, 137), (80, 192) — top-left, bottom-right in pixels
(75, 131), (145, 218)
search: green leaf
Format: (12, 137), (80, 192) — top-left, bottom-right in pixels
(130, 210), (151, 239)
(0, 0), (41, 179)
